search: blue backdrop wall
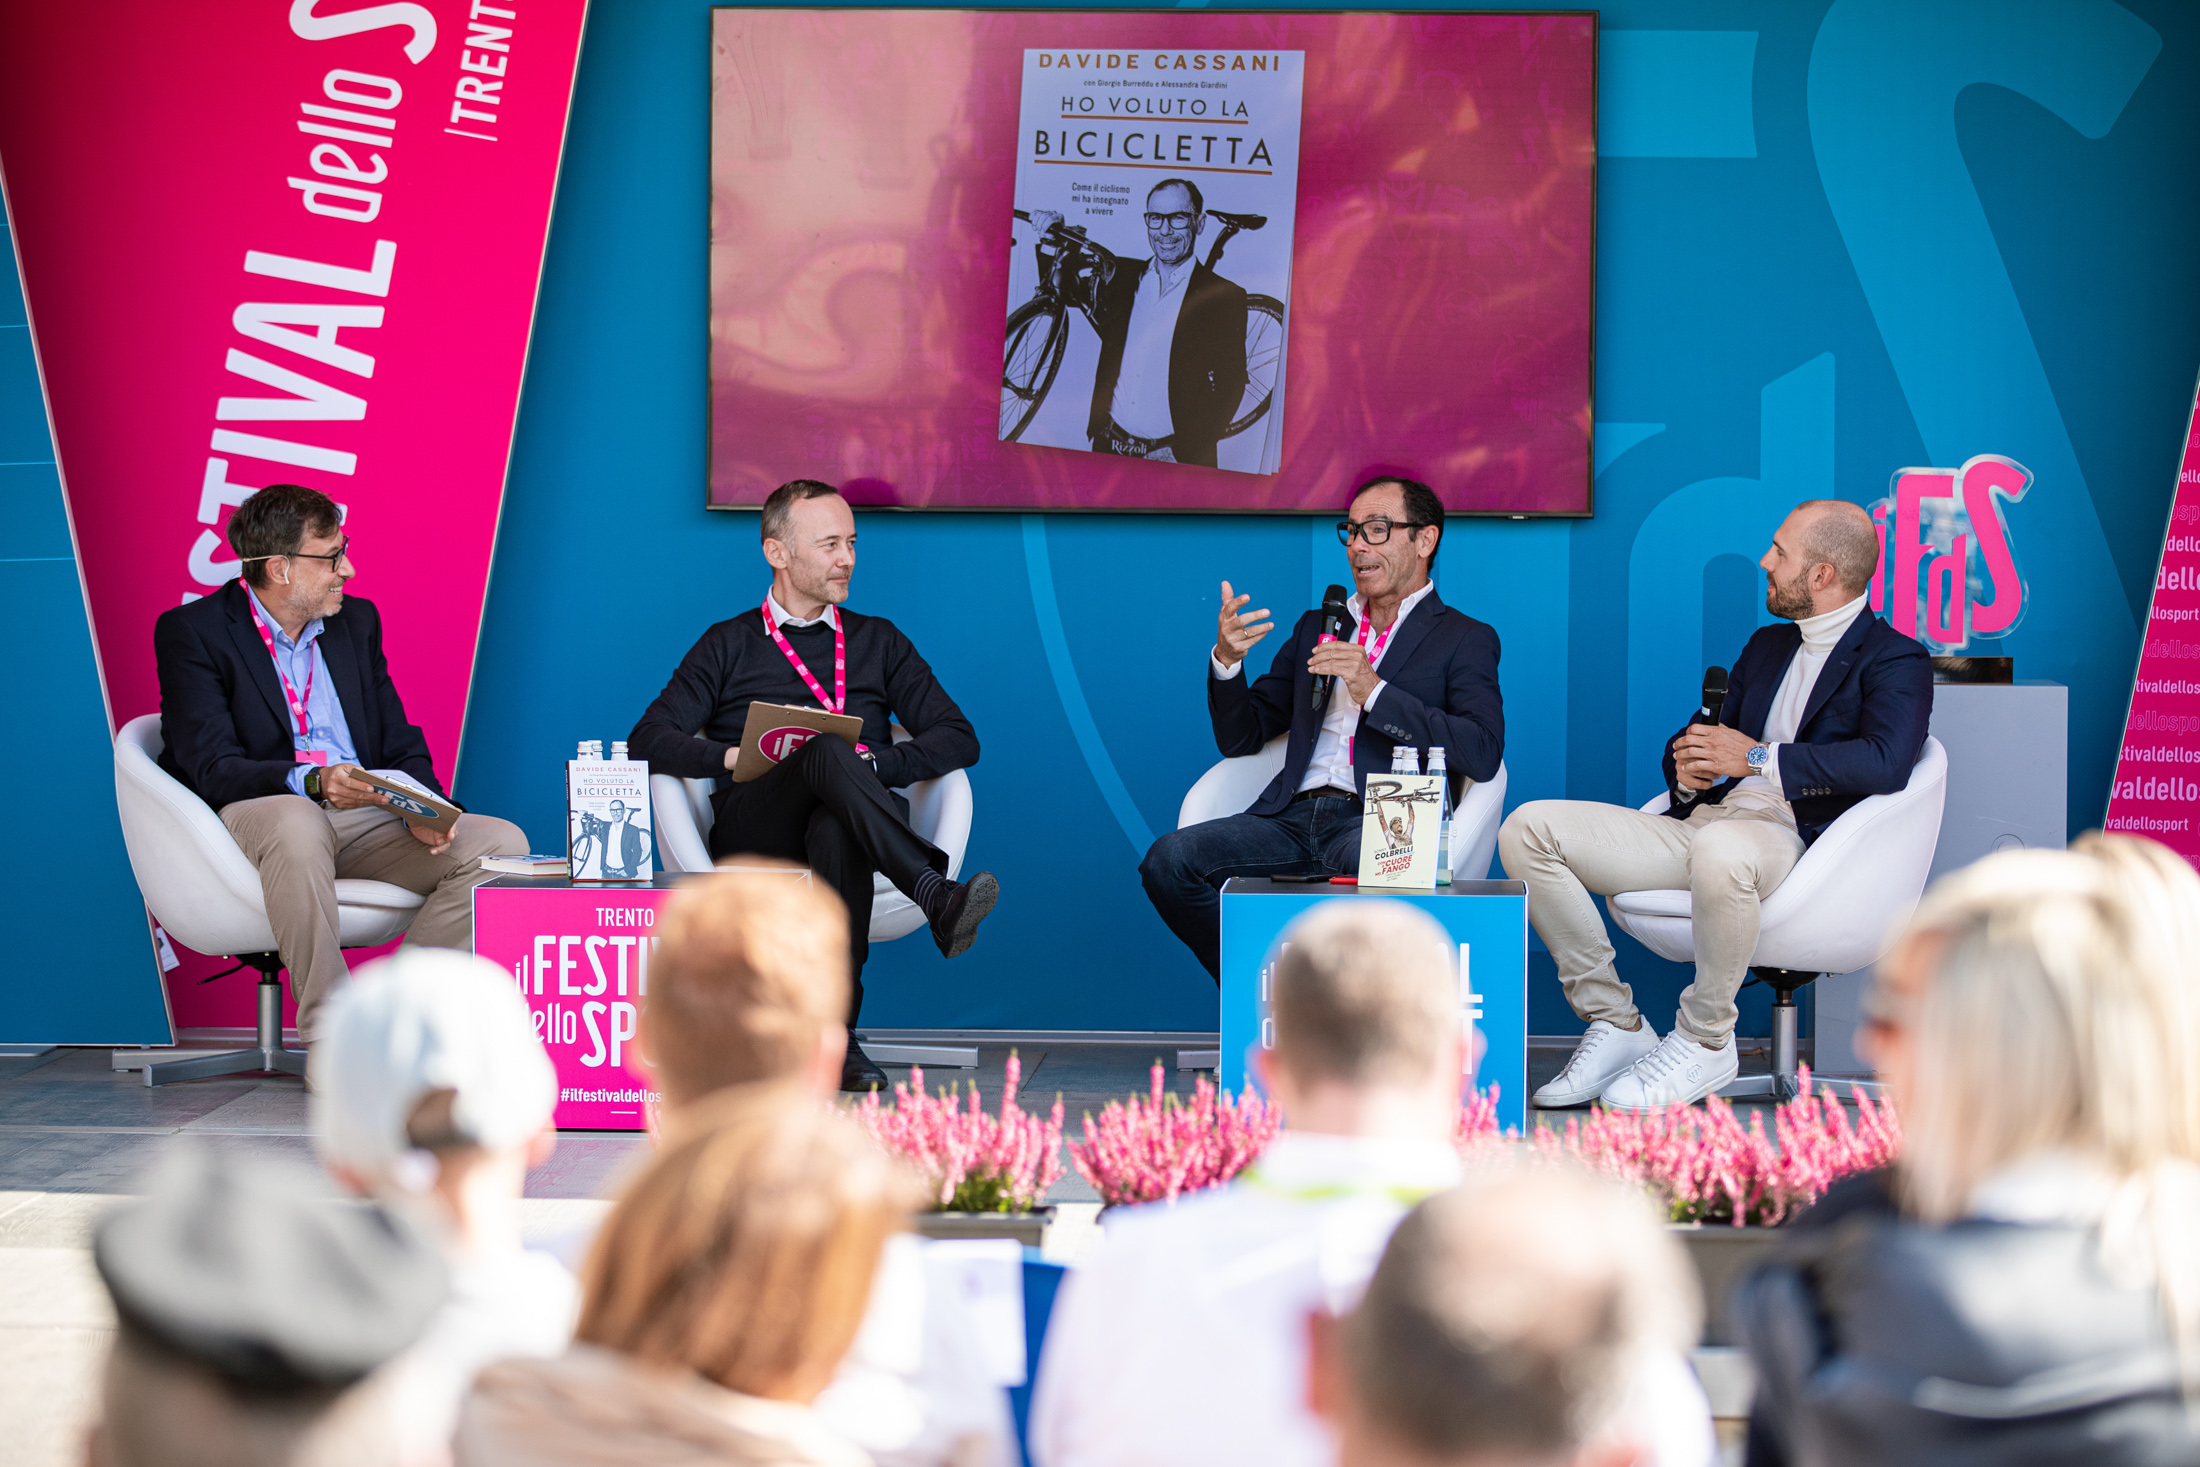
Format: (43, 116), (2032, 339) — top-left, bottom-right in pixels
(14, 1), (2194, 1041)
(452, 0), (2200, 1036)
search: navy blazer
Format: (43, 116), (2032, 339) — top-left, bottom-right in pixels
(154, 580), (443, 812)
(1663, 610), (1932, 847)
(1209, 588), (1503, 817)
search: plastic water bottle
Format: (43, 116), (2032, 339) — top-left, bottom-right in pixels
(1390, 744), (1419, 775)
(611, 741), (628, 761)
(1428, 747), (1453, 885)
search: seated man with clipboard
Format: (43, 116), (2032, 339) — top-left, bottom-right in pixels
(628, 479), (996, 1090)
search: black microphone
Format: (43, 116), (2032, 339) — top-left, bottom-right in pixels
(1697, 666), (1729, 725)
(1310, 584), (1351, 712)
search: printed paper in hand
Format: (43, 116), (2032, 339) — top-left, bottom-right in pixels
(568, 758), (654, 882)
(1357, 773), (1444, 890)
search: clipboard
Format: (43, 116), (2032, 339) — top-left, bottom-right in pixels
(731, 701), (865, 783)
(356, 769), (463, 836)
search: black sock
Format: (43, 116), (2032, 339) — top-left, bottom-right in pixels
(914, 867), (949, 922)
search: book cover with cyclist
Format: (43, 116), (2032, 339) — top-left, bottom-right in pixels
(1001, 47), (1304, 476)
(567, 756), (655, 883)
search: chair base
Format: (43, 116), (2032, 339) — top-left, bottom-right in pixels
(1713, 967), (1816, 1103)
(129, 958), (306, 1088)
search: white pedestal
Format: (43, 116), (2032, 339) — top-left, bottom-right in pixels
(1815, 681), (2068, 1074)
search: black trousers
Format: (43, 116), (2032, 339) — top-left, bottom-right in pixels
(1138, 796), (1363, 980)
(708, 735), (948, 1023)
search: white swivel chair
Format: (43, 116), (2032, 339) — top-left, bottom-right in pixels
(112, 715), (426, 1085)
(651, 726), (974, 942)
(1605, 736), (1948, 1100)
(1177, 734), (1510, 882)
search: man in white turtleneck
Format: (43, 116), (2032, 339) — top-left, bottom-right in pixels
(1499, 500), (1934, 1111)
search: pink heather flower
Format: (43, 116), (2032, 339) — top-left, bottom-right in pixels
(1067, 1062), (1283, 1208)
(849, 1052), (1066, 1213)
(1530, 1066), (1902, 1226)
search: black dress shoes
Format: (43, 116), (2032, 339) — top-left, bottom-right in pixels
(840, 1039), (892, 1094)
(930, 872), (1000, 959)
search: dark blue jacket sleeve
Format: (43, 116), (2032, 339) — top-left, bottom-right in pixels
(1207, 612), (1309, 757)
(154, 606), (298, 811)
(1358, 619), (1504, 782)
(1775, 639), (1934, 799)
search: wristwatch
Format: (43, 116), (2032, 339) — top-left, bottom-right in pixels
(1746, 744), (1771, 773)
(303, 766), (327, 805)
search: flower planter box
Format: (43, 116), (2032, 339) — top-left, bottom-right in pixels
(1671, 1224), (1788, 1346)
(912, 1206), (1056, 1247)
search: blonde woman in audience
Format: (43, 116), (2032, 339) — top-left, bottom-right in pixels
(1739, 832), (2200, 1464)
(456, 1083), (922, 1467)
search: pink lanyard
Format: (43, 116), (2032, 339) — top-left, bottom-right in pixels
(762, 604), (867, 750)
(245, 593), (316, 744)
(1357, 611), (1394, 664)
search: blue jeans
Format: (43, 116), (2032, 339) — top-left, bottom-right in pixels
(1139, 797), (1363, 979)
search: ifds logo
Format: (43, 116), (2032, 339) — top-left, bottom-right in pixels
(1868, 455), (2030, 654)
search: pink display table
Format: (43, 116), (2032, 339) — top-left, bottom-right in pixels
(472, 874), (688, 1131)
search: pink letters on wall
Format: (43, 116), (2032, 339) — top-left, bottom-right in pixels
(2105, 378), (2200, 862)
(1869, 455), (2031, 652)
(0, 0), (587, 1027)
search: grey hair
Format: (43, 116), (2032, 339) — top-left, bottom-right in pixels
(1795, 499), (1881, 594)
(1269, 899), (1458, 1087)
(759, 479), (841, 546)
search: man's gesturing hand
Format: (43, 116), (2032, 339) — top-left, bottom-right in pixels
(1215, 580), (1273, 669)
(1307, 641), (1380, 708)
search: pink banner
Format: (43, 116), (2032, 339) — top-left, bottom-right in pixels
(2105, 375), (2200, 860)
(0, 1), (585, 1025)
(472, 882), (670, 1131)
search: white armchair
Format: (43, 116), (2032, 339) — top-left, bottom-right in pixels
(1606, 736), (1948, 1098)
(1177, 734), (1509, 882)
(111, 714), (425, 1084)
(651, 726), (974, 942)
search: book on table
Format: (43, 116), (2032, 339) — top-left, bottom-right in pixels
(729, 701), (864, 783)
(480, 854), (571, 876)
(568, 756), (654, 882)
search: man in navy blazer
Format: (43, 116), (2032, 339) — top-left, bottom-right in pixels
(1140, 477), (1504, 978)
(1500, 501), (1932, 1112)
(154, 484), (526, 1038)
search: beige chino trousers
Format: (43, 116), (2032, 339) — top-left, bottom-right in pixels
(220, 795), (527, 1038)
(1497, 797), (1805, 1044)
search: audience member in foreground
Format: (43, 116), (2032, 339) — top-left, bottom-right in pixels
(456, 1085), (922, 1467)
(311, 949), (575, 1463)
(637, 866), (1017, 1467)
(1739, 833), (2200, 1464)
(1028, 899), (1715, 1467)
(88, 1144), (444, 1467)
(1311, 1167), (1700, 1467)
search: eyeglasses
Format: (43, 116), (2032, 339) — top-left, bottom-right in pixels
(1143, 211), (1197, 230)
(243, 537), (351, 567)
(1336, 518), (1429, 547)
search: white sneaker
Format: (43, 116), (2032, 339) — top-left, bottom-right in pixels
(1533, 1018), (1662, 1107)
(1601, 1029), (1740, 1113)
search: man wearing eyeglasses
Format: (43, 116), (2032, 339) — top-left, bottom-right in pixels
(153, 482), (527, 1039)
(1138, 476), (1504, 978)
(1035, 178), (1247, 468)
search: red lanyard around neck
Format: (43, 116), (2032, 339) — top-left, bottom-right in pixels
(1357, 608), (1395, 664)
(246, 592), (316, 742)
(762, 603), (869, 751)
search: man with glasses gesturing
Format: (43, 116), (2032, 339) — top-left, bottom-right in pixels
(1139, 476), (1504, 978)
(154, 483), (527, 1039)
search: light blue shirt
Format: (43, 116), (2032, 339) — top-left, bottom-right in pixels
(244, 584), (358, 797)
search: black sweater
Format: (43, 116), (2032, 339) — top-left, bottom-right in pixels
(627, 608), (978, 790)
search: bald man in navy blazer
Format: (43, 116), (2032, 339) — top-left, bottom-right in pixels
(1140, 476), (1504, 978)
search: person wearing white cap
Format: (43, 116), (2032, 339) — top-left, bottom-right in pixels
(311, 947), (576, 1465)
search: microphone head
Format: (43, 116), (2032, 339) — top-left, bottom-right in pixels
(1321, 584), (1350, 612)
(1703, 665), (1729, 698)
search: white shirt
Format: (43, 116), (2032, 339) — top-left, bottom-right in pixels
(1694, 592), (1868, 818)
(1108, 258), (1193, 438)
(767, 588), (841, 631)
(1027, 1132), (1715, 1467)
(1213, 583), (1434, 794)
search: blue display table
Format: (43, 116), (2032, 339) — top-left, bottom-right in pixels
(1219, 878), (1529, 1132)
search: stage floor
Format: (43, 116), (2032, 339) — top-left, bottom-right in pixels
(0, 1039), (1787, 1465)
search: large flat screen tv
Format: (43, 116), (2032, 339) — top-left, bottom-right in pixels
(710, 8), (1596, 514)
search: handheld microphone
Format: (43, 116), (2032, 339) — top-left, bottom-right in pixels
(1311, 584), (1351, 712)
(1698, 666), (1729, 725)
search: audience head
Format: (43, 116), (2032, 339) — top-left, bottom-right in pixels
(1870, 832), (2200, 1219)
(639, 863), (852, 1107)
(575, 1084), (920, 1404)
(91, 1145), (444, 1467)
(759, 478), (856, 610)
(1312, 1164), (1697, 1467)
(1761, 500), (1877, 619)
(1258, 899), (1463, 1137)
(310, 948), (558, 1232)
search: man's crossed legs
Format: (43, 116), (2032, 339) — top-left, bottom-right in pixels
(1140, 795), (1363, 979)
(1498, 798), (1804, 1111)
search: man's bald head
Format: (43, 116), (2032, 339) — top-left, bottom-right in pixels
(1793, 500), (1880, 596)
